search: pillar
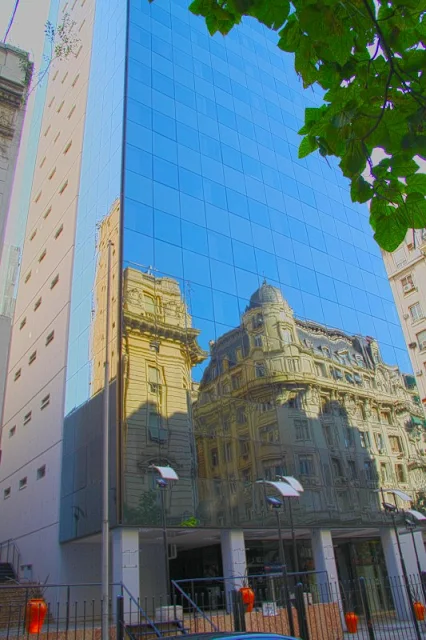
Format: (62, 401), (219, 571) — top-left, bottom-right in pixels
(311, 529), (340, 604)
(380, 527), (410, 619)
(112, 528), (140, 623)
(221, 530), (247, 611)
(400, 530), (426, 576)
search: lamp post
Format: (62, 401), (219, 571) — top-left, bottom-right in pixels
(150, 465), (179, 602)
(405, 509), (426, 599)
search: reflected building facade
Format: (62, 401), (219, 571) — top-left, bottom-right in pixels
(2, 0), (426, 604)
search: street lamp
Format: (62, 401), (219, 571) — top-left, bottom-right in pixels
(405, 509), (426, 597)
(150, 465), (179, 602)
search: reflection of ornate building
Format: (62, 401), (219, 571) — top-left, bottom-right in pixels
(194, 282), (426, 539)
(91, 205), (207, 524)
(121, 267), (207, 521)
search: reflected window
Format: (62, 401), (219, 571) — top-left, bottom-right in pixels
(224, 441), (232, 462)
(148, 409), (168, 443)
(229, 475), (237, 494)
(380, 411), (391, 425)
(359, 431), (371, 449)
(237, 408), (247, 424)
(380, 463), (388, 483)
(331, 457), (343, 479)
(348, 460), (357, 480)
(281, 329), (292, 344)
(389, 435), (403, 453)
(144, 294), (156, 315)
(211, 448), (219, 467)
(252, 313), (263, 329)
(299, 454), (314, 476)
(374, 432), (385, 453)
(315, 362), (327, 377)
(395, 463), (406, 483)
(286, 359), (300, 373)
(295, 419), (310, 441)
(263, 463), (286, 481)
(259, 424), (279, 444)
(232, 374), (242, 390)
(253, 334), (263, 348)
(364, 460), (374, 481)
(148, 366), (161, 394)
(255, 362), (266, 378)
(344, 427), (354, 448)
(323, 424), (334, 446)
(239, 438), (249, 456)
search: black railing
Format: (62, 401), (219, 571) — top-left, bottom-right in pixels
(0, 539), (21, 581)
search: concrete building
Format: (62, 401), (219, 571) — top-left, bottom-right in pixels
(382, 230), (426, 415)
(0, 0), (425, 614)
(0, 43), (31, 422)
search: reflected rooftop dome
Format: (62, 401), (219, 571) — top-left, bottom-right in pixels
(248, 281), (286, 309)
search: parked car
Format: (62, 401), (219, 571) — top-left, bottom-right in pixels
(166, 634), (299, 640)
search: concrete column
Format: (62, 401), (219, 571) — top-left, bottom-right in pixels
(380, 527), (410, 619)
(112, 528), (140, 623)
(311, 529), (340, 603)
(221, 530), (247, 611)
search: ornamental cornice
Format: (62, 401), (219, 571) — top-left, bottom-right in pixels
(0, 81), (25, 109)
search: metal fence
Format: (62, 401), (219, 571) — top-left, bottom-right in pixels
(2, 575), (426, 640)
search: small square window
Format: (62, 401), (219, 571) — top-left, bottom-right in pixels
(67, 105), (76, 119)
(30, 229), (37, 241)
(50, 274), (59, 289)
(34, 298), (42, 311)
(20, 317), (27, 330)
(36, 465), (46, 480)
(3, 487), (11, 499)
(63, 141), (72, 155)
(19, 477), (27, 490)
(45, 330), (54, 346)
(41, 394), (50, 410)
(38, 249), (47, 263)
(54, 224), (63, 239)
(43, 206), (52, 219)
(24, 271), (31, 283)
(23, 411), (32, 425)
(14, 369), (21, 381)
(9, 426), (16, 438)
(56, 101), (64, 113)
(28, 351), (37, 365)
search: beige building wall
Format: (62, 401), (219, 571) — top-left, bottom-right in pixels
(382, 230), (426, 415)
(0, 0), (95, 584)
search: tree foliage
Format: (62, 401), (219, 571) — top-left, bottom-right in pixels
(188, 0), (426, 251)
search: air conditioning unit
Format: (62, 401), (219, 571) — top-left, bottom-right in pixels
(403, 314), (410, 320)
(403, 284), (413, 293)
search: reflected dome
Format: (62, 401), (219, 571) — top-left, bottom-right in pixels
(248, 281), (286, 309)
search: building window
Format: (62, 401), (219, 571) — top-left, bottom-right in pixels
(35, 191), (42, 203)
(148, 409), (167, 442)
(394, 248), (407, 269)
(24, 271), (31, 283)
(295, 419), (310, 441)
(344, 427), (354, 448)
(19, 477), (27, 490)
(38, 249), (47, 263)
(224, 441), (232, 462)
(56, 101), (64, 113)
(59, 180), (68, 195)
(36, 465), (46, 480)
(418, 330), (426, 351)
(19, 317), (27, 330)
(380, 463), (388, 483)
(4, 487), (11, 499)
(409, 302), (424, 323)
(348, 460), (357, 480)
(34, 298), (42, 311)
(14, 369), (21, 381)
(252, 313), (263, 329)
(30, 229), (37, 241)
(232, 374), (242, 390)
(28, 351), (37, 365)
(9, 425), (16, 438)
(395, 464), (406, 483)
(41, 394), (50, 410)
(63, 140), (72, 155)
(43, 206), (52, 219)
(50, 274), (59, 289)
(72, 73), (80, 87)
(331, 457), (343, 478)
(287, 358), (300, 373)
(236, 408), (247, 424)
(48, 167), (56, 180)
(281, 329), (292, 344)
(380, 411), (392, 425)
(45, 331), (54, 346)
(389, 435), (403, 454)
(23, 411), (32, 425)
(67, 105), (76, 119)
(401, 274), (415, 294)
(255, 361), (266, 378)
(54, 224), (64, 239)
(299, 454), (314, 476)
(239, 438), (249, 456)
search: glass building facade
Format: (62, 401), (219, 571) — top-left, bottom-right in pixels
(60, 0), (425, 547)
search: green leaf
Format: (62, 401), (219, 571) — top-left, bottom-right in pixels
(406, 173), (426, 194)
(351, 176), (373, 204)
(298, 135), (319, 159)
(340, 141), (367, 178)
(373, 211), (407, 252)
